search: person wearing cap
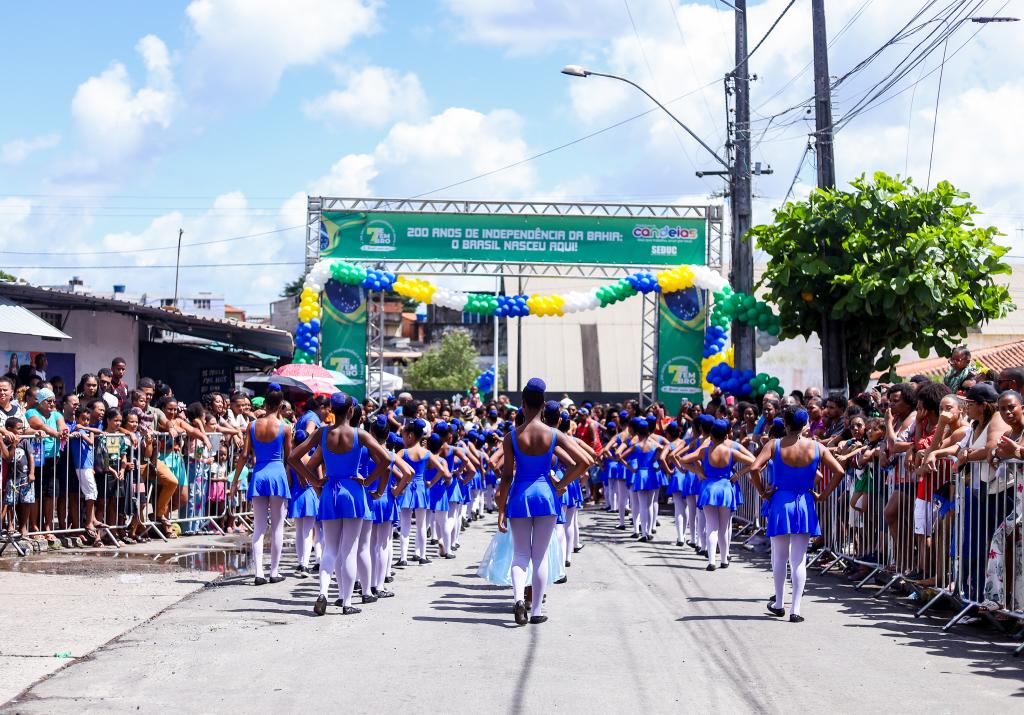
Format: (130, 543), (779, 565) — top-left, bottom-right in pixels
(25, 387), (68, 545)
(289, 392), (397, 615)
(496, 378), (591, 625)
(955, 381), (1010, 599)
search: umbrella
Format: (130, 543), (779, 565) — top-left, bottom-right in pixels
(275, 362), (355, 387)
(243, 374), (313, 396)
(295, 376), (341, 397)
(274, 364), (334, 379)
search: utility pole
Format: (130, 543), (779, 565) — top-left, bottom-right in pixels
(730, 0), (755, 374)
(172, 227), (184, 311)
(811, 0), (848, 396)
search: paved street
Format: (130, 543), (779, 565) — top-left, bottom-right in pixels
(2, 509), (1021, 713)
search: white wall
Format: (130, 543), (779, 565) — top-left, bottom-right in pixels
(3, 310), (139, 385)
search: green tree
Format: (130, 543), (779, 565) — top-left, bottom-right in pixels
(281, 274), (305, 298)
(405, 330), (480, 390)
(750, 172), (1013, 392)
(0, 270), (17, 282)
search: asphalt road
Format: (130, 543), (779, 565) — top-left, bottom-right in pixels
(3, 509), (1022, 713)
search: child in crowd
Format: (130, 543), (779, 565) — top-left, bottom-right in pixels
(1, 417), (35, 539)
(95, 408), (128, 543)
(848, 417), (888, 570)
(70, 405), (103, 545)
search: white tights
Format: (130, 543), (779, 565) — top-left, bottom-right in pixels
(399, 508), (427, 561)
(771, 534), (809, 616)
(485, 485), (496, 511)
(638, 490), (657, 538)
(357, 519), (372, 588)
(370, 522), (392, 590)
(251, 496), (287, 579)
(615, 480), (629, 526)
(695, 501), (707, 549)
(563, 506), (580, 563)
(510, 515), (558, 618)
(703, 506), (732, 567)
(432, 509), (450, 554)
(629, 489), (640, 535)
(319, 518), (365, 606)
(293, 516), (320, 569)
(671, 493), (686, 543)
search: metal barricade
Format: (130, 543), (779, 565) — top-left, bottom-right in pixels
(732, 473), (764, 542)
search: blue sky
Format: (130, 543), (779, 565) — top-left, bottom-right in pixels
(1, 0), (1022, 310)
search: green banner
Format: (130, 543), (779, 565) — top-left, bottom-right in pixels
(657, 289), (706, 412)
(320, 280), (366, 401)
(322, 210), (706, 266)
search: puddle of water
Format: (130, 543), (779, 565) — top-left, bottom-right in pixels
(0, 547), (252, 577)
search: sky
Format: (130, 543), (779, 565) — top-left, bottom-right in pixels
(1, 0), (1022, 313)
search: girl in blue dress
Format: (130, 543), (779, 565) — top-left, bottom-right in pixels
(660, 421), (690, 546)
(288, 399), (323, 577)
(737, 406), (844, 622)
(425, 431), (453, 558)
(230, 385), (291, 586)
(395, 419), (449, 566)
(496, 378), (591, 625)
(364, 416), (413, 598)
(618, 418), (662, 542)
(287, 393), (395, 616)
(674, 414), (714, 554)
(482, 430), (500, 513)
(600, 422), (629, 525)
(680, 418), (756, 570)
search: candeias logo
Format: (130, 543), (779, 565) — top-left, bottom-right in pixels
(360, 220), (397, 252)
(632, 224), (699, 242)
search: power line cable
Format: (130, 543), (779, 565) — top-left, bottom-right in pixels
(0, 225), (303, 256)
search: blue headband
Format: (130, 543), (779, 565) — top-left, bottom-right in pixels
(330, 392), (351, 409)
(524, 377), (546, 393)
(267, 382), (282, 393)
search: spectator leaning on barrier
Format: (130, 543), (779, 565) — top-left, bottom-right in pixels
(97, 368), (119, 410)
(25, 387), (68, 547)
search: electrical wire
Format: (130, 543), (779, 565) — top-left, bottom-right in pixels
(0, 225), (303, 256)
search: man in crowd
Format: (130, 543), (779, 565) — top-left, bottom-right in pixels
(110, 357), (130, 411)
(97, 368), (119, 410)
(996, 367), (1024, 393)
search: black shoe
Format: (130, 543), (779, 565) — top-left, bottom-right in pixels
(269, 575), (286, 584)
(417, 556), (432, 565)
(295, 566), (309, 578)
(444, 553), (456, 559)
(377, 589), (395, 598)
(311, 563), (320, 574)
(686, 540), (696, 548)
(254, 576), (268, 586)
(565, 560), (571, 568)
(767, 601), (785, 617)
(696, 549), (708, 557)
(554, 575), (568, 584)
(334, 598), (345, 607)
(394, 560), (408, 567)
(453, 543), (460, 551)
(384, 575), (394, 584)
(342, 606), (361, 615)
(429, 538), (437, 545)
(789, 614), (804, 623)
(362, 594), (379, 604)
(615, 524), (626, 530)
(313, 594), (327, 616)
(354, 581), (362, 593)
(719, 562), (729, 569)
(513, 600), (528, 625)
(676, 540), (685, 547)
(573, 544), (584, 553)
(706, 564), (716, 572)
(529, 615), (548, 624)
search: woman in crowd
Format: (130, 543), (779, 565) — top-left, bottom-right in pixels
(740, 406), (845, 622)
(230, 384), (291, 586)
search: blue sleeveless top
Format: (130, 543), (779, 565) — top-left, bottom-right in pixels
(506, 426), (560, 518)
(321, 427), (362, 479)
(246, 420), (290, 499)
(317, 428), (370, 520)
(766, 439), (821, 537)
(398, 448), (430, 510)
(697, 441), (740, 511)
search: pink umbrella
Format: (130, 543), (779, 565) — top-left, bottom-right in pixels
(296, 376), (340, 397)
(274, 363), (334, 379)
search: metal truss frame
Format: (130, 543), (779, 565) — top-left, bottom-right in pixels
(306, 196), (725, 403)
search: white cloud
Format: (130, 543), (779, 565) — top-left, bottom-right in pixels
(0, 133), (60, 165)
(303, 66), (428, 127)
(311, 107), (535, 198)
(70, 34), (176, 165)
(184, 0), (378, 99)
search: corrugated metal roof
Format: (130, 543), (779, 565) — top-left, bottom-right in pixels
(0, 281), (293, 357)
(0, 297), (71, 339)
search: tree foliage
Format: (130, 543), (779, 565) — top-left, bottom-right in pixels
(405, 330), (480, 390)
(281, 274), (305, 298)
(750, 172), (1013, 392)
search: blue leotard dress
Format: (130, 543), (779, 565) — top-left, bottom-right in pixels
(317, 429), (370, 520)
(697, 442), (739, 511)
(633, 442), (662, 492)
(506, 427), (560, 519)
(606, 436), (624, 481)
(398, 449), (430, 510)
(287, 412), (320, 519)
(426, 461), (450, 512)
(765, 440), (821, 537)
(360, 447), (399, 524)
(682, 437), (704, 497)
(445, 450), (465, 505)
(247, 421), (291, 500)
(484, 453), (498, 487)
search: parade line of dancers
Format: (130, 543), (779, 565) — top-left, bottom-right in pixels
(238, 380), (841, 624)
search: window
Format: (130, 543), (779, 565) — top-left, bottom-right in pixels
(39, 311), (62, 329)
(193, 299), (211, 310)
(160, 298), (175, 307)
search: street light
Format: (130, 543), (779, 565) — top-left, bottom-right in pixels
(560, 65), (729, 169)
